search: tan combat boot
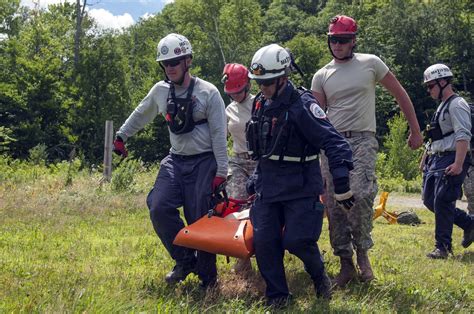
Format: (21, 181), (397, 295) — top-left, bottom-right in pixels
(356, 250), (375, 282)
(334, 257), (357, 288)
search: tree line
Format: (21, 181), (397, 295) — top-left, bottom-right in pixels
(0, 0), (472, 165)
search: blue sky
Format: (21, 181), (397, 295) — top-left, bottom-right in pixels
(20, 0), (173, 30)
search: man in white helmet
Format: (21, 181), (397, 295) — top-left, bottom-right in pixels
(422, 63), (474, 258)
(311, 15), (424, 287)
(246, 44), (354, 307)
(113, 33), (228, 288)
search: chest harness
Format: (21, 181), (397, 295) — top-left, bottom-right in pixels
(165, 77), (207, 135)
(245, 87), (319, 163)
(425, 94), (463, 142)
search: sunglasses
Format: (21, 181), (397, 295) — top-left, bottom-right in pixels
(161, 57), (184, 67)
(426, 83), (437, 91)
(328, 37), (353, 44)
(255, 78), (276, 86)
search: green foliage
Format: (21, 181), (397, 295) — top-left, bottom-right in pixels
(377, 113), (423, 181)
(28, 143), (48, 166)
(0, 0), (472, 173)
(0, 126), (16, 153)
(111, 158), (144, 192)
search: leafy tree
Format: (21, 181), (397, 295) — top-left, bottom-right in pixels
(380, 113), (422, 181)
(284, 33), (329, 88)
(0, 0), (22, 38)
(73, 32), (132, 162)
(0, 4), (77, 159)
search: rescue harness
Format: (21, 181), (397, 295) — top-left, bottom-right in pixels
(165, 77), (207, 135)
(245, 87), (319, 163)
(425, 94), (474, 145)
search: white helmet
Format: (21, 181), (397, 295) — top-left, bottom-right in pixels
(156, 33), (192, 62)
(423, 63), (453, 84)
(248, 44), (292, 80)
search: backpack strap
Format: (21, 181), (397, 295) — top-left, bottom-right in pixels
(435, 94), (461, 138)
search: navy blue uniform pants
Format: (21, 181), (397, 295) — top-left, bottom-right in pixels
(146, 152), (217, 282)
(251, 197), (325, 299)
(423, 153), (473, 251)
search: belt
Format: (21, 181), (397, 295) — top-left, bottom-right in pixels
(268, 154), (318, 162)
(170, 151), (213, 160)
(432, 151), (455, 157)
(342, 131), (375, 138)
(235, 152), (250, 159)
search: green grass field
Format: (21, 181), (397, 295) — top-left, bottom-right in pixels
(1, 169), (473, 312)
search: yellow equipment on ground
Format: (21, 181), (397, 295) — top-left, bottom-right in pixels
(373, 191), (398, 224)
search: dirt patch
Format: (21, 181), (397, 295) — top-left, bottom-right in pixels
(378, 192), (468, 211)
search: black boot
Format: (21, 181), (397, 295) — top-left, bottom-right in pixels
(314, 272), (332, 300)
(426, 248), (450, 259)
(199, 276), (218, 290)
(165, 263), (196, 284)
(265, 294), (293, 310)
(461, 224), (474, 248)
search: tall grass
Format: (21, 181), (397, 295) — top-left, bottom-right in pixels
(1, 160), (472, 312)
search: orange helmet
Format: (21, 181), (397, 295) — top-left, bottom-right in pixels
(328, 15), (357, 36)
(222, 63), (249, 94)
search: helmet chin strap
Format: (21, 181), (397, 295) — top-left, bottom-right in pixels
(436, 79), (448, 101)
(160, 59), (190, 86)
(271, 77), (285, 101)
(228, 85), (250, 102)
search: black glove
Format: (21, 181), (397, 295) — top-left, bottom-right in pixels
(334, 177), (355, 210)
(246, 174), (256, 196)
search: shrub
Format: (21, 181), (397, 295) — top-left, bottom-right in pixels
(28, 144), (48, 166)
(382, 113), (423, 181)
(111, 158), (144, 192)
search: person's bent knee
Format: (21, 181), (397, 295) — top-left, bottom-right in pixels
(283, 237), (311, 255)
(423, 198), (434, 212)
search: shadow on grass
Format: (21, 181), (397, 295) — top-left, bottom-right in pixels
(140, 270), (266, 310)
(455, 250), (474, 263)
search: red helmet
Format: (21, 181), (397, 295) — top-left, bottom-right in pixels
(222, 63), (249, 94)
(328, 15), (357, 36)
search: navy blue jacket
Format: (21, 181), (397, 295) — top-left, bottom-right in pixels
(251, 82), (353, 202)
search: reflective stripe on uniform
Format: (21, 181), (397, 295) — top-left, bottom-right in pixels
(267, 155), (318, 162)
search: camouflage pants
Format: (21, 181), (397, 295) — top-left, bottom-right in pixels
(463, 165), (474, 215)
(227, 156), (257, 200)
(321, 135), (378, 258)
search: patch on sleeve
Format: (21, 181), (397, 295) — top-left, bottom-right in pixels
(309, 103), (326, 119)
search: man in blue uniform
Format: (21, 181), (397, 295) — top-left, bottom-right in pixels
(422, 63), (474, 258)
(246, 44), (354, 307)
(113, 34), (228, 288)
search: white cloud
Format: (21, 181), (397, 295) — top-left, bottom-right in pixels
(140, 12), (155, 21)
(21, 0), (74, 9)
(88, 9), (134, 31)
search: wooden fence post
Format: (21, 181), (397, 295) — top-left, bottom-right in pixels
(103, 120), (113, 182)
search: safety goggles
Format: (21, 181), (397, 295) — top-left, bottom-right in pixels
(328, 36), (353, 44)
(426, 82), (437, 91)
(255, 78), (276, 87)
(161, 57), (184, 68)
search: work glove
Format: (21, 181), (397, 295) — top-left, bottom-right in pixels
(211, 176), (226, 192)
(246, 174), (257, 196)
(113, 136), (128, 158)
(334, 177), (355, 210)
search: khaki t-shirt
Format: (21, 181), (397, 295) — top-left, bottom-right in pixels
(311, 53), (389, 133)
(225, 94), (254, 154)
